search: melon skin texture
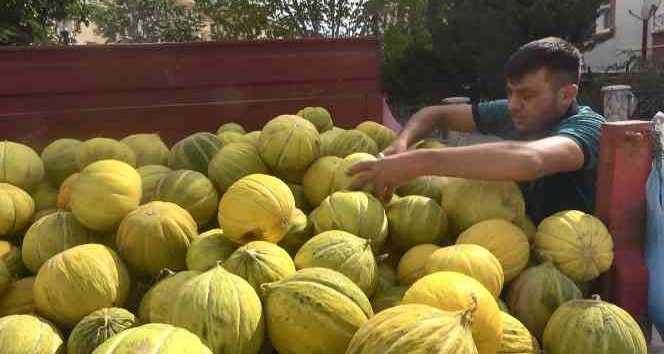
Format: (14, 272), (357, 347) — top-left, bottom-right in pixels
(330, 152), (376, 194)
(402, 271), (503, 354)
(217, 122), (247, 135)
(76, 137), (137, 169)
(67, 307), (139, 354)
(0, 141), (44, 192)
(506, 262), (583, 341)
(387, 195), (448, 251)
(0, 260), (11, 297)
(33, 244), (131, 329)
(425, 244), (505, 299)
(137, 164), (172, 204)
(302, 156), (342, 207)
(218, 173), (296, 244)
(0, 183), (35, 236)
(346, 304), (478, 354)
(262, 267), (373, 354)
(31, 180), (58, 212)
(498, 311), (540, 353)
(22, 211), (100, 274)
(40, 138), (82, 188)
(327, 129), (378, 158)
(116, 201), (198, 276)
(534, 210), (614, 283)
(397, 244), (440, 285)
(457, 219), (530, 283)
(169, 264), (265, 354)
(543, 296), (647, 354)
(69, 160), (142, 233)
(296, 106), (334, 133)
(138, 269), (200, 324)
(208, 142), (269, 194)
(186, 228), (238, 271)
(295, 230), (378, 297)
(153, 169), (219, 227)
(224, 241), (296, 294)
(310, 191), (388, 251)
(168, 132), (223, 174)
(91, 323), (213, 354)
(370, 285), (408, 314)
(355, 121), (397, 152)
(0, 276), (36, 317)
(121, 133), (170, 167)
(0, 314), (64, 354)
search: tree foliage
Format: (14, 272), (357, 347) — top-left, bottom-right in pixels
(0, 0), (90, 45)
(90, 0), (207, 43)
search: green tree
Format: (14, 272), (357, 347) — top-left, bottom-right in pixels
(0, 0), (91, 45)
(90, 0), (207, 43)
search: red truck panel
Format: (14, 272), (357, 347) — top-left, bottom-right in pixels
(594, 121), (652, 323)
(0, 38), (382, 150)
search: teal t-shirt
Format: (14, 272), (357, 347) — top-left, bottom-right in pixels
(471, 99), (606, 223)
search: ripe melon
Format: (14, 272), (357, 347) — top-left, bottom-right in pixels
(137, 164), (172, 204)
(397, 244), (440, 285)
(0, 240), (26, 278)
(217, 130), (245, 146)
(387, 195), (448, 251)
(117, 201), (198, 276)
(295, 230), (378, 296)
(22, 211), (100, 274)
(76, 137), (137, 169)
(330, 152), (376, 194)
(310, 191), (388, 250)
(224, 241), (296, 294)
(0, 315), (63, 354)
(498, 298), (510, 313)
(218, 174), (296, 244)
(355, 121), (397, 151)
(0, 183), (34, 236)
(410, 138), (447, 149)
(262, 267), (373, 354)
(208, 142), (268, 194)
(40, 138), (82, 188)
(457, 219), (530, 283)
(277, 208), (313, 256)
(30, 181), (57, 212)
(56, 172), (79, 210)
(320, 127), (345, 156)
(296, 106), (334, 133)
(168, 132), (223, 174)
(543, 296), (646, 354)
(442, 179), (526, 237)
(346, 304), (478, 354)
(91, 323), (212, 354)
(154, 169), (219, 227)
(169, 264), (265, 354)
(534, 210), (614, 283)
(396, 175), (445, 203)
(302, 156), (342, 206)
(67, 307), (139, 354)
(258, 115), (321, 181)
(186, 228), (238, 271)
(217, 122), (246, 135)
(426, 244), (504, 298)
(121, 133), (170, 167)
(0, 141), (44, 192)
(70, 160), (141, 232)
(402, 271), (503, 354)
(506, 262), (583, 340)
(499, 311), (540, 354)
(239, 131), (261, 146)
(138, 269), (200, 324)
(327, 129), (378, 158)
(0, 276), (35, 316)
(34, 244), (131, 328)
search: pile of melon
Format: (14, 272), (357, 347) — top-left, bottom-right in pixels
(0, 107), (646, 354)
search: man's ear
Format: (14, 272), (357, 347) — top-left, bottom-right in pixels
(558, 83), (578, 107)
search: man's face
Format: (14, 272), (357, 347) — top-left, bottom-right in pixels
(506, 68), (573, 134)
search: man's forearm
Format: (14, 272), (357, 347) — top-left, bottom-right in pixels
(396, 142), (545, 182)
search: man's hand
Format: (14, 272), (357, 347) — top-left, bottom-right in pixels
(381, 137), (408, 156)
(347, 154), (415, 203)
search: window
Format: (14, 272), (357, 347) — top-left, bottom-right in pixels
(595, 3), (612, 34)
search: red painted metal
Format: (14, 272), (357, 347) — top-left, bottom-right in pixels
(594, 121), (652, 321)
(0, 38), (382, 150)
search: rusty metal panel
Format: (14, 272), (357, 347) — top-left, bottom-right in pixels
(0, 38), (382, 149)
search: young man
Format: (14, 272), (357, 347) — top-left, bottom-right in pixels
(349, 37), (606, 223)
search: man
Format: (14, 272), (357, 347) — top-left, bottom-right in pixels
(349, 37), (606, 223)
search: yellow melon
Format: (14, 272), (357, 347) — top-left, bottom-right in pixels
(397, 244), (440, 285)
(121, 133), (170, 167)
(0, 141), (44, 192)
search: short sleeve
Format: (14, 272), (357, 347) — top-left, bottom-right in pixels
(554, 108), (605, 171)
(472, 99), (514, 138)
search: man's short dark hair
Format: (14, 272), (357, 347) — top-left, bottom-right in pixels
(505, 37), (582, 87)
